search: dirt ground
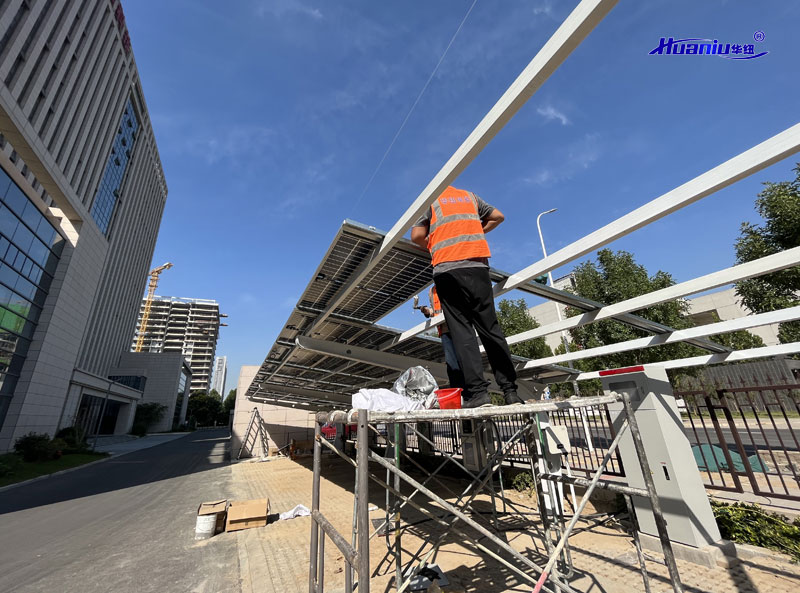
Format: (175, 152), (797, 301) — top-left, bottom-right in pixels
(229, 453), (800, 593)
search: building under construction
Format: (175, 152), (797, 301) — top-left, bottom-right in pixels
(131, 296), (224, 393)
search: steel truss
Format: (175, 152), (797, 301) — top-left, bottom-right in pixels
(308, 395), (683, 593)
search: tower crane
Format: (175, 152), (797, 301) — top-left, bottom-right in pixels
(134, 262), (173, 352)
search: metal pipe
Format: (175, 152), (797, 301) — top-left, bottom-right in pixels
(538, 472), (648, 498)
(312, 510), (360, 566)
(624, 494), (652, 593)
(309, 422), (322, 593)
(532, 418), (630, 593)
(316, 394), (621, 424)
(356, 410), (370, 593)
(318, 431), (565, 593)
(621, 393), (683, 593)
(369, 451), (546, 577)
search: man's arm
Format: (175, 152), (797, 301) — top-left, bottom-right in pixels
(411, 225), (429, 250)
(482, 207), (504, 233)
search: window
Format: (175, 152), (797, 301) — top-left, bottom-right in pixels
(0, 164), (63, 430)
(89, 98), (139, 235)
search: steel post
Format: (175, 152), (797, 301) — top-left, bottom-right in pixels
(357, 409), (370, 593)
(309, 422), (322, 593)
(621, 393), (683, 593)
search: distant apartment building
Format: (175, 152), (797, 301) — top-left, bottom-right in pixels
(211, 355), (227, 395)
(0, 1), (169, 450)
(131, 297), (223, 392)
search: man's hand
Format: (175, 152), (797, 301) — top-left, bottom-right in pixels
(482, 207), (505, 233)
(420, 306), (433, 318)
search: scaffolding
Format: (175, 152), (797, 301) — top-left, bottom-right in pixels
(308, 395), (682, 593)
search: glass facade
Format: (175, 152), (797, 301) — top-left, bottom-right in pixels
(90, 98), (139, 235)
(0, 166), (65, 426)
(173, 369), (188, 429)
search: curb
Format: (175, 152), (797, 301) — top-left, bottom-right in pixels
(0, 454), (113, 493)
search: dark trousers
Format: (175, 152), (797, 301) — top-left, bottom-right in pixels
(433, 267), (517, 400)
(440, 332), (465, 389)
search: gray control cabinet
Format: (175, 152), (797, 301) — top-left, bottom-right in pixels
(603, 367), (721, 548)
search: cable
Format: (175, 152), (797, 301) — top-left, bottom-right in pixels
(350, 0), (480, 213)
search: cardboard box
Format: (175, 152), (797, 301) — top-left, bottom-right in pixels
(226, 498), (270, 532)
(197, 499), (228, 535)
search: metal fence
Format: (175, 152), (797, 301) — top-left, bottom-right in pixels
(674, 383), (800, 502)
(400, 408), (624, 477)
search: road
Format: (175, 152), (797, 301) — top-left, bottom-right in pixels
(0, 429), (239, 593)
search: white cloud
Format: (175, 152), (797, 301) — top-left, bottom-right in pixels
(256, 0), (322, 21)
(533, 0), (556, 18)
(536, 105), (570, 126)
(524, 133), (602, 186)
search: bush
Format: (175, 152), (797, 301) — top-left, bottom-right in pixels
(50, 438), (68, 459)
(512, 471), (534, 493)
(712, 500), (800, 562)
(14, 432), (57, 462)
(0, 453), (23, 477)
(55, 426), (88, 453)
(131, 402), (167, 436)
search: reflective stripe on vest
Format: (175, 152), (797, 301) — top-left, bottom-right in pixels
(427, 186), (491, 267)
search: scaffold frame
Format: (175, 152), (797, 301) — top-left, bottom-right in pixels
(308, 395), (683, 593)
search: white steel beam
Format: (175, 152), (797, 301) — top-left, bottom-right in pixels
(557, 342), (800, 382)
(507, 246), (800, 347)
(524, 305), (800, 369)
(398, 245), (800, 345)
(495, 122), (800, 295)
(305, 0), (618, 334)
(296, 335), (450, 381)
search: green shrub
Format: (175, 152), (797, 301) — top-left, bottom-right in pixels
(0, 453), (23, 477)
(131, 402), (167, 436)
(712, 500), (800, 562)
(55, 426), (88, 453)
(512, 471), (534, 493)
(14, 432), (57, 462)
(50, 438), (68, 459)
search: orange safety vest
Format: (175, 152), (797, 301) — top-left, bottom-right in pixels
(427, 186), (491, 267)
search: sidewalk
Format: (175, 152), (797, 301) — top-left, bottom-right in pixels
(230, 454), (800, 593)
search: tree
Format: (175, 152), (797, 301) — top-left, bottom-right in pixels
(496, 299), (553, 360)
(566, 249), (701, 370)
(187, 391), (224, 426)
(223, 389), (236, 414)
(208, 389), (222, 400)
(734, 164), (800, 344)
(566, 250), (764, 373)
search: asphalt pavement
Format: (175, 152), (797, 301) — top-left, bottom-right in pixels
(0, 429), (239, 593)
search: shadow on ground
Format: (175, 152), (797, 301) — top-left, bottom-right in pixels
(0, 429), (230, 515)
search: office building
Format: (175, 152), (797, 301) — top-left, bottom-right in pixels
(131, 296), (222, 392)
(0, 1), (168, 450)
(211, 355), (227, 396)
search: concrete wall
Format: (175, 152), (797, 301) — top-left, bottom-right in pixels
(231, 365), (316, 457)
(110, 352), (190, 433)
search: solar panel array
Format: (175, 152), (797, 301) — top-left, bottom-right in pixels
(245, 220), (581, 410)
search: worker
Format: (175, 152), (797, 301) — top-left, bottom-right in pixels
(411, 185), (522, 408)
(419, 285), (464, 390)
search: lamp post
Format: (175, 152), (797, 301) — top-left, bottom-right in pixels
(536, 208), (569, 352)
(536, 208), (592, 448)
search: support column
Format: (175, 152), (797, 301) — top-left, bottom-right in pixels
(602, 366), (721, 549)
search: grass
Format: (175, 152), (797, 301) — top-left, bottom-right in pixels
(0, 452), (110, 487)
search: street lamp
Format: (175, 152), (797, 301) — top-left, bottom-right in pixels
(536, 208), (584, 400)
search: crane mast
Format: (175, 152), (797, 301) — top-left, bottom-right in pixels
(134, 262), (173, 353)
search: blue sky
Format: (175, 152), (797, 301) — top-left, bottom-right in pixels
(123, 0), (800, 394)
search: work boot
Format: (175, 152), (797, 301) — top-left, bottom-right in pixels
(503, 391), (524, 405)
(462, 392), (493, 409)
